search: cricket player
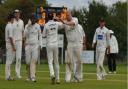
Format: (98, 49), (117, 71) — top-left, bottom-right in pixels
(5, 14), (16, 80)
(107, 30), (119, 74)
(24, 14), (42, 82)
(60, 10), (83, 83)
(73, 24), (86, 82)
(13, 9), (24, 78)
(92, 18), (110, 80)
(42, 13), (63, 84)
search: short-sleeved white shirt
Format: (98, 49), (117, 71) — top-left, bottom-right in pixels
(43, 20), (63, 46)
(5, 22), (14, 43)
(93, 26), (110, 51)
(13, 19), (24, 41)
(24, 23), (42, 46)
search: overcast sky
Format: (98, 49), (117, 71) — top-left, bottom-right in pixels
(47, 0), (126, 9)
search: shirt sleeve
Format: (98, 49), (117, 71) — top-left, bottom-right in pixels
(106, 29), (110, 47)
(92, 30), (97, 44)
(24, 24), (30, 38)
(38, 25), (42, 48)
(81, 26), (85, 37)
(42, 25), (47, 37)
(8, 25), (13, 38)
(22, 20), (24, 31)
(114, 36), (119, 53)
(72, 18), (78, 26)
(57, 22), (64, 30)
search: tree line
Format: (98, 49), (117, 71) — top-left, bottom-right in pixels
(72, 1), (127, 61)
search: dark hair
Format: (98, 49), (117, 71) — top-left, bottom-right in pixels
(99, 17), (105, 22)
(7, 14), (15, 21)
(48, 12), (54, 20)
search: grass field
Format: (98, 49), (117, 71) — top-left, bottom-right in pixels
(0, 64), (127, 89)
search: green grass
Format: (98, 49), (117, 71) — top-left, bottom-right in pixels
(0, 64), (127, 89)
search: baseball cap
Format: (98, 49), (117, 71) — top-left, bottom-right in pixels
(109, 30), (114, 34)
(14, 9), (20, 13)
(99, 18), (105, 22)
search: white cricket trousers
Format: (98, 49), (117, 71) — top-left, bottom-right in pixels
(46, 46), (59, 80)
(5, 43), (15, 79)
(15, 40), (22, 77)
(65, 45), (82, 82)
(25, 44), (39, 79)
(73, 45), (83, 81)
(96, 49), (106, 78)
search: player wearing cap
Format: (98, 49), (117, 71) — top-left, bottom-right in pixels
(5, 14), (16, 80)
(24, 14), (42, 82)
(107, 30), (118, 74)
(42, 13), (63, 84)
(13, 9), (24, 79)
(92, 18), (110, 80)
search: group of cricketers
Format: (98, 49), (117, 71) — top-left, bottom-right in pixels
(5, 8), (114, 84)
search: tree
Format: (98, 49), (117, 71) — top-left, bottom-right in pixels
(0, 0), (48, 48)
(107, 1), (127, 60)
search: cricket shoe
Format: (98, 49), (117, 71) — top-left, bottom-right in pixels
(71, 76), (80, 83)
(15, 75), (22, 79)
(101, 73), (107, 80)
(65, 80), (71, 83)
(113, 71), (117, 74)
(6, 76), (14, 81)
(51, 75), (55, 84)
(31, 78), (36, 82)
(108, 71), (112, 74)
(56, 79), (60, 84)
(97, 74), (103, 80)
(26, 78), (31, 82)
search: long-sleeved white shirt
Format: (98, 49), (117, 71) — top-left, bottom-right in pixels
(5, 22), (14, 43)
(13, 19), (24, 41)
(24, 23), (42, 47)
(108, 35), (119, 54)
(42, 20), (63, 46)
(92, 26), (110, 51)
(65, 17), (78, 46)
(75, 24), (85, 44)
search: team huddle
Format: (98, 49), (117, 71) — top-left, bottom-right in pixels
(5, 8), (118, 84)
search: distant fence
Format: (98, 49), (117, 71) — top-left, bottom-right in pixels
(0, 48), (126, 64)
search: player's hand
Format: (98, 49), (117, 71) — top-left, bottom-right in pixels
(12, 46), (16, 52)
(83, 46), (86, 50)
(107, 46), (110, 53)
(23, 42), (27, 47)
(83, 44), (86, 50)
(38, 46), (42, 51)
(54, 16), (60, 21)
(92, 44), (94, 48)
(92, 43), (96, 49)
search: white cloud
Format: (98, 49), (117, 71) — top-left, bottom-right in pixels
(47, 0), (127, 9)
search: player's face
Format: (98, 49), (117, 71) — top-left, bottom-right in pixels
(31, 19), (36, 25)
(11, 18), (15, 23)
(99, 21), (105, 28)
(15, 12), (20, 19)
(66, 12), (72, 21)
